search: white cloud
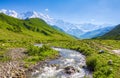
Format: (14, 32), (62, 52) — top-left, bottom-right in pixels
(45, 8), (49, 11)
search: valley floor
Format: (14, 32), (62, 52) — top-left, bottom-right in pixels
(48, 39), (120, 78)
(0, 39), (120, 78)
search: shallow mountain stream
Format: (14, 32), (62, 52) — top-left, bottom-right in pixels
(31, 44), (92, 78)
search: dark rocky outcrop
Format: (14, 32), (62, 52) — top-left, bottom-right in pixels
(64, 66), (76, 75)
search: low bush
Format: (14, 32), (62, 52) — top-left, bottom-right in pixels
(86, 55), (97, 71)
(25, 45), (59, 63)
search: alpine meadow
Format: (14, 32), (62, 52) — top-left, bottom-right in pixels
(0, 0), (120, 78)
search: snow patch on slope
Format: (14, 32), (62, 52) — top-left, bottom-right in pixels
(0, 9), (18, 18)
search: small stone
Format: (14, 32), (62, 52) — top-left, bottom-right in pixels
(77, 70), (80, 72)
(51, 64), (55, 67)
(28, 68), (33, 72)
(108, 60), (113, 65)
(82, 65), (87, 69)
(64, 66), (76, 75)
(99, 50), (104, 54)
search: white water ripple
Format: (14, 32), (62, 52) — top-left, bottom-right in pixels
(32, 45), (91, 78)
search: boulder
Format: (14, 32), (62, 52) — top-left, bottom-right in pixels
(64, 66), (76, 75)
(99, 50), (104, 54)
(82, 65), (87, 69)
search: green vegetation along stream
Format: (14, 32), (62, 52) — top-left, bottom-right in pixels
(0, 13), (120, 78)
(30, 44), (92, 78)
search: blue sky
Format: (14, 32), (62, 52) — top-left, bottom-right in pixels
(0, 0), (120, 24)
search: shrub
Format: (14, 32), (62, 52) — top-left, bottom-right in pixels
(86, 55), (97, 71)
(25, 45), (59, 63)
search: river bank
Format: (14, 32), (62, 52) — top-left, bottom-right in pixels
(30, 45), (92, 78)
(0, 44), (92, 78)
(0, 46), (59, 78)
(0, 48), (27, 78)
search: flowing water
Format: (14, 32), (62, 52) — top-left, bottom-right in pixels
(31, 45), (92, 78)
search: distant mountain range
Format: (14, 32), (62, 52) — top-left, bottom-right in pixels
(52, 20), (115, 38)
(98, 24), (120, 40)
(0, 9), (116, 39)
(80, 26), (115, 39)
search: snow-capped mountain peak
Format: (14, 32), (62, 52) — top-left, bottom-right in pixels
(0, 9), (115, 39)
(19, 11), (54, 24)
(20, 11), (39, 19)
(0, 9), (7, 13)
(0, 9), (18, 18)
(0, 9), (54, 24)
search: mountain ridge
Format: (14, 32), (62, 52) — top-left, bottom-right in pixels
(80, 26), (115, 39)
(0, 13), (73, 41)
(0, 9), (115, 39)
(98, 24), (120, 40)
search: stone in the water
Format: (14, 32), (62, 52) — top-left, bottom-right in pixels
(82, 65), (87, 69)
(28, 68), (33, 72)
(64, 66), (76, 75)
(51, 64), (55, 67)
(77, 70), (80, 72)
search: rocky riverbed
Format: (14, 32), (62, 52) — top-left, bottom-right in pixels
(30, 46), (92, 78)
(0, 48), (27, 78)
(0, 47), (60, 78)
(0, 46), (92, 78)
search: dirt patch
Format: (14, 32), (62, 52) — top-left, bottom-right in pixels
(112, 50), (120, 55)
(0, 47), (60, 78)
(7, 48), (26, 61)
(0, 61), (26, 78)
(0, 48), (27, 78)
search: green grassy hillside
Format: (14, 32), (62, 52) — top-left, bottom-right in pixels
(0, 13), (74, 42)
(0, 13), (74, 64)
(0, 13), (120, 78)
(98, 24), (120, 40)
